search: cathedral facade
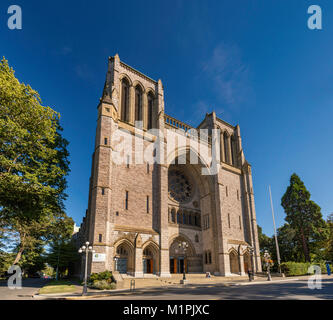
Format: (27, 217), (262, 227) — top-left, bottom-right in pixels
(76, 54), (262, 278)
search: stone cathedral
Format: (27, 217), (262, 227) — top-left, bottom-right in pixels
(75, 54), (262, 279)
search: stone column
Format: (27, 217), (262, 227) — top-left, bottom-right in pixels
(134, 247), (143, 278)
(227, 135), (232, 165)
(129, 85), (135, 125)
(242, 164), (262, 273)
(143, 92), (148, 130)
(239, 254), (246, 276)
(220, 131), (225, 162)
(219, 250), (231, 276)
(158, 164), (171, 277)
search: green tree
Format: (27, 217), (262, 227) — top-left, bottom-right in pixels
(324, 213), (333, 262)
(275, 223), (301, 262)
(46, 240), (79, 278)
(0, 57), (70, 265)
(257, 225), (273, 254)
(281, 174), (328, 262)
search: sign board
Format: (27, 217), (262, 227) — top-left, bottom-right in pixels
(92, 253), (106, 262)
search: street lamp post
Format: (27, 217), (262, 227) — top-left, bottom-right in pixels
(264, 250), (272, 281)
(78, 241), (95, 296)
(178, 241), (189, 282)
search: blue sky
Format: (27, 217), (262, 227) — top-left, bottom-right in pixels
(1, 0), (333, 237)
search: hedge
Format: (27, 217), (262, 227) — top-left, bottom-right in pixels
(87, 270), (117, 290)
(280, 262), (332, 276)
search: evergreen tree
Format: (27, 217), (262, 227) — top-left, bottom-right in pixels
(281, 174), (328, 262)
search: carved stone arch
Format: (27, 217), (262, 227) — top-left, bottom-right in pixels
(132, 80), (145, 93)
(168, 233), (196, 256)
(113, 237), (135, 274)
(119, 73), (133, 86)
(223, 131), (231, 139)
(142, 240), (160, 274)
(228, 247), (239, 255)
(142, 239), (160, 252)
(146, 88), (156, 97)
(113, 236), (135, 249)
(228, 247), (240, 275)
(119, 74), (132, 123)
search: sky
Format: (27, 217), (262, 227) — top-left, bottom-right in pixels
(1, 0), (333, 237)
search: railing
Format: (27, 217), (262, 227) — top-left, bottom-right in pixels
(164, 114), (212, 145)
(164, 114), (193, 132)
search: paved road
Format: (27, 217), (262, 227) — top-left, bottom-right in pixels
(94, 276), (333, 300)
(0, 278), (48, 300)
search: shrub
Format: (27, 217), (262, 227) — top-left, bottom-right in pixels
(281, 262), (332, 276)
(91, 280), (116, 290)
(89, 270), (113, 282)
(88, 270), (116, 287)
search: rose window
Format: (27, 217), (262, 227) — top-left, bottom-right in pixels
(168, 169), (193, 203)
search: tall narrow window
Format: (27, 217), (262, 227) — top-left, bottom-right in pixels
(228, 214), (231, 228)
(237, 189), (239, 200)
(102, 188), (105, 195)
(104, 138), (108, 145)
(147, 163), (150, 174)
(239, 216), (242, 229)
(126, 155), (130, 168)
(224, 132), (229, 164)
(125, 191), (129, 210)
(171, 208), (176, 223)
(135, 85), (143, 123)
(99, 234), (103, 243)
(121, 78), (130, 122)
(231, 136), (236, 166)
(226, 186), (228, 197)
(146, 196), (149, 213)
(147, 93), (154, 129)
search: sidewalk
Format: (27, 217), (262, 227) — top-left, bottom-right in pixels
(34, 275), (311, 300)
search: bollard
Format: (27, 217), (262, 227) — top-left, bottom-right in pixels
(130, 279), (135, 291)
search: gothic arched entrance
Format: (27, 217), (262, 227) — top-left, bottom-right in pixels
(142, 242), (159, 274)
(243, 251), (252, 272)
(169, 236), (195, 274)
(229, 250), (240, 274)
(114, 240), (134, 274)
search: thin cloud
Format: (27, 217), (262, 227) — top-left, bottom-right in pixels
(75, 64), (94, 80)
(61, 46), (72, 55)
(202, 43), (253, 107)
(187, 100), (226, 127)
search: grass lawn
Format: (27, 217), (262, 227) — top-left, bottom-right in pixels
(39, 280), (79, 294)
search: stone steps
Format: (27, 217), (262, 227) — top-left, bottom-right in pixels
(114, 273), (251, 289)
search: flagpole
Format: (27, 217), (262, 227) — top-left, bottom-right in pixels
(269, 185), (281, 274)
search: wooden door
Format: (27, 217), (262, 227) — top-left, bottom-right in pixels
(150, 259), (154, 274)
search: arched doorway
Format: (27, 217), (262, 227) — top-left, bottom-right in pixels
(169, 236), (195, 274)
(142, 242), (159, 275)
(114, 240), (134, 274)
(229, 250), (240, 274)
(243, 251), (252, 272)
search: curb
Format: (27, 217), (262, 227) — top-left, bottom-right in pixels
(234, 279), (300, 286)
